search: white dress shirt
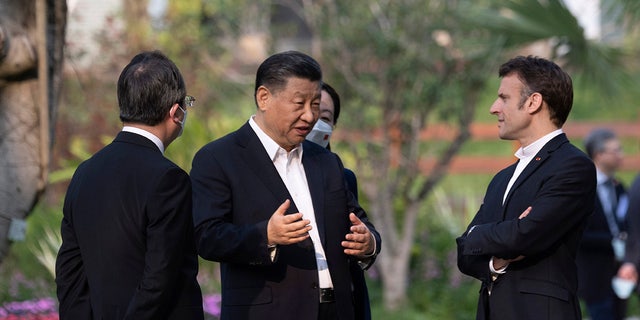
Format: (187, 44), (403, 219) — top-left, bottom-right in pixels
(249, 117), (334, 289)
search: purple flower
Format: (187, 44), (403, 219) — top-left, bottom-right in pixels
(0, 298), (58, 319)
(203, 293), (221, 317)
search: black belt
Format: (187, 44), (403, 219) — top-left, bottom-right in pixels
(319, 287), (335, 303)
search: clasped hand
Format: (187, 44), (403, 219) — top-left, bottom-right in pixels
(492, 206), (532, 269)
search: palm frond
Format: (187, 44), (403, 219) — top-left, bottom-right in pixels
(28, 226), (62, 279)
(466, 0), (631, 93)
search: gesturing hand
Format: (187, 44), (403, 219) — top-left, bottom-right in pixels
(342, 213), (374, 257)
(267, 199), (311, 245)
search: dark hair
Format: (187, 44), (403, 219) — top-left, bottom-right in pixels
(584, 128), (617, 158)
(499, 56), (573, 127)
(254, 51), (322, 106)
(321, 82), (341, 125)
(118, 50), (186, 126)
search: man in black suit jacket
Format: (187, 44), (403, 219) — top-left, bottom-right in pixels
(457, 56), (596, 320)
(618, 173), (640, 295)
(578, 128), (629, 320)
(191, 51), (381, 320)
(55, 51), (204, 319)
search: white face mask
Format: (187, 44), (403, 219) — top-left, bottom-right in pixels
(612, 276), (636, 299)
(177, 106), (187, 137)
(306, 120), (333, 148)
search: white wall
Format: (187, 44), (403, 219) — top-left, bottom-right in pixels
(65, 0), (122, 68)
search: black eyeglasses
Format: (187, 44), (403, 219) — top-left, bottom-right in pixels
(184, 95), (196, 108)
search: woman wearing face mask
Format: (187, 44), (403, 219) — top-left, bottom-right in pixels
(306, 82), (372, 320)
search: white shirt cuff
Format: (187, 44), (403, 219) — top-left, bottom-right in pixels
(489, 256), (508, 274)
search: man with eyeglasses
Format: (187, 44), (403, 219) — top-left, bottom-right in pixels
(55, 50), (204, 319)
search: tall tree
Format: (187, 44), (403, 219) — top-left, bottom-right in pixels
(0, 0), (66, 264)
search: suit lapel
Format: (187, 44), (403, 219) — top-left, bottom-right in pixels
(503, 157), (544, 205)
(235, 123), (299, 214)
(493, 164), (516, 220)
(503, 133), (569, 206)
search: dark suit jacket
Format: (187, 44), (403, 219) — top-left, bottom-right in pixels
(577, 179), (627, 303)
(623, 174), (640, 293)
(190, 122), (381, 320)
(456, 134), (596, 320)
(343, 168), (372, 320)
(56, 131), (204, 319)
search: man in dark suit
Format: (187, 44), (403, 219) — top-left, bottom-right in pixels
(190, 51), (381, 320)
(456, 56), (596, 320)
(618, 172), (640, 297)
(578, 128), (629, 320)
(55, 51), (204, 319)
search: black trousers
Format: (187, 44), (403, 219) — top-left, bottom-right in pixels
(318, 302), (337, 320)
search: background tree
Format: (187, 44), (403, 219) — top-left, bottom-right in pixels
(296, 0), (638, 309)
(123, 0), (152, 52)
(2, 0), (637, 315)
(0, 0), (66, 264)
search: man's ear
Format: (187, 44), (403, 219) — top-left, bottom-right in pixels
(169, 103), (181, 123)
(256, 86), (271, 111)
(527, 92), (543, 114)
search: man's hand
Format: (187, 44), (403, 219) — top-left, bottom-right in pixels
(267, 199), (311, 245)
(519, 206), (532, 219)
(618, 262), (638, 282)
(342, 213), (374, 257)
(493, 255), (525, 270)
(492, 206), (532, 270)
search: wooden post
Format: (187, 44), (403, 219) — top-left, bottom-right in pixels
(36, 0), (49, 190)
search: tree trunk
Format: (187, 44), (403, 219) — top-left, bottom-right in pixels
(376, 236), (411, 309)
(0, 0), (66, 264)
(122, 0), (151, 52)
(362, 174), (421, 310)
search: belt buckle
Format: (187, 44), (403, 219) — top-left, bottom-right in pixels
(319, 288), (335, 303)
